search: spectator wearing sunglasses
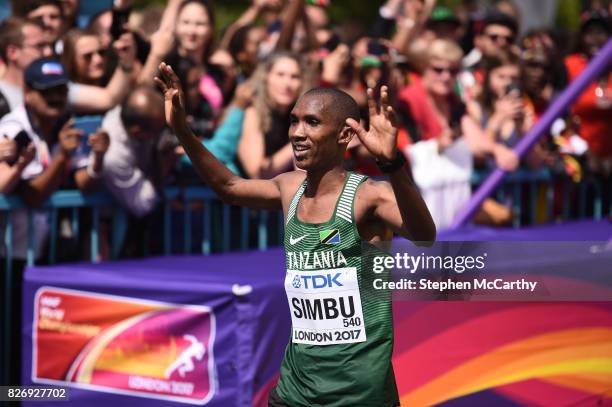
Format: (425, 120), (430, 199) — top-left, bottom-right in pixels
(460, 10), (518, 102)
(397, 39), (517, 170)
(61, 28), (109, 87)
(398, 39), (517, 228)
(397, 39), (466, 143)
(60, 29), (137, 115)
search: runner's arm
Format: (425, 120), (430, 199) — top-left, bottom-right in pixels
(155, 62), (282, 209)
(346, 86), (435, 243)
(370, 171), (436, 244)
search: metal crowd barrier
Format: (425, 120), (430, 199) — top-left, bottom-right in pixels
(471, 168), (610, 228)
(0, 171), (608, 271)
(0, 173), (608, 385)
(1, 187), (283, 274)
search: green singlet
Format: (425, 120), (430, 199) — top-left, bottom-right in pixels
(275, 172), (399, 406)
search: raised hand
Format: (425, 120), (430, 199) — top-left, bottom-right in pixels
(345, 86), (398, 162)
(154, 62), (187, 130)
(113, 32), (136, 71)
(89, 129), (110, 158)
(58, 119), (83, 158)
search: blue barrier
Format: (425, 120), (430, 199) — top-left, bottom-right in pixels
(470, 168), (609, 228)
(0, 174), (608, 270)
(1, 173), (609, 269)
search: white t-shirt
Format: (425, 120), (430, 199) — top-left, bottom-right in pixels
(406, 138), (473, 231)
(101, 106), (158, 218)
(0, 106), (88, 259)
(0, 79), (24, 112)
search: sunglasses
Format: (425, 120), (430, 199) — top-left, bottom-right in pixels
(430, 65), (460, 76)
(485, 33), (515, 44)
(81, 48), (107, 61)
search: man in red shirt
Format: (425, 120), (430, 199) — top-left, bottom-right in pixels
(564, 9), (612, 162)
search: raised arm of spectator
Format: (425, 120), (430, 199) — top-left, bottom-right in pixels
(17, 120), (81, 207)
(74, 129), (110, 192)
(391, 0), (435, 55)
(136, 0), (182, 86)
(218, 0), (273, 51)
(461, 114), (519, 172)
(71, 33), (137, 113)
(321, 44), (350, 85)
(155, 62), (283, 209)
(300, 6), (320, 52)
(371, 0), (403, 38)
(276, 0), (305, 51)
(238, 107), (294, 179)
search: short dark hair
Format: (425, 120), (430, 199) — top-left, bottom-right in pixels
(482, 11), (518, 35)
(302, 87), (360, 127)
(228, 24), (253, 63)
(13, 0), (63, 18)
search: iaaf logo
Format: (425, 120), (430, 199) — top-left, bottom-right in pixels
(291, 273), (343, 289)
(32, 287), (216, 405)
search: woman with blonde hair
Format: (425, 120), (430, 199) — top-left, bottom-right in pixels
(398, 38), (517, 228)
(238, 51), (305, 179)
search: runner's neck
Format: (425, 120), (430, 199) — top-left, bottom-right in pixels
(304, 166), (347, 198)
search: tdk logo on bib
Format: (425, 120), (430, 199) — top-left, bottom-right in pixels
(295, 273), (343, 289)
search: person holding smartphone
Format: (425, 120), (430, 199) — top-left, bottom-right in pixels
(466, 49), (527, 155)
(0, 58), (109, 261)
(0, 135), (36, 194)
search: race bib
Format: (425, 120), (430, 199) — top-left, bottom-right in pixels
(285, 267), (366, 345)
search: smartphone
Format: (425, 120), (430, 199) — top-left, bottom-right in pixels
(14, 130), (32, 155)
(367, 40), (388, 57)
(73, 116), (103, 156)
(110, 7), (131, 40)
(8, 130), (32, 165)
(322, 34), (340, 53)
(505, 81), (522, 96)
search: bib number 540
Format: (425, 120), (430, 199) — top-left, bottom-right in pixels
(342, 317), (361, 327)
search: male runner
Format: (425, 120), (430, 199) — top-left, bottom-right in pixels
(155, 62), (436, 406)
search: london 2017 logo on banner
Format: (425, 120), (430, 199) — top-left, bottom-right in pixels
(32, 287), (217, 405)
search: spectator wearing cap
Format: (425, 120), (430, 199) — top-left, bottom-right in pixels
(0, 17), (53, 116)
(564, 9), (612, 164)
(425, 6), (463, 42)
(0, 57), (109, 261)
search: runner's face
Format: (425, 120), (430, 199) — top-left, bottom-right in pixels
(289, 95), (343, 170)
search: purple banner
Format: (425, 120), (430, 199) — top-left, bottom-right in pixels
(22, 251), (291, 406)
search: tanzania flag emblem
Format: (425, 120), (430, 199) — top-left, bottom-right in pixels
(319, 229), (340, 244)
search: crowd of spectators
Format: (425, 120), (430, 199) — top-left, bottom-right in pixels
(0, 0), (610, 261)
